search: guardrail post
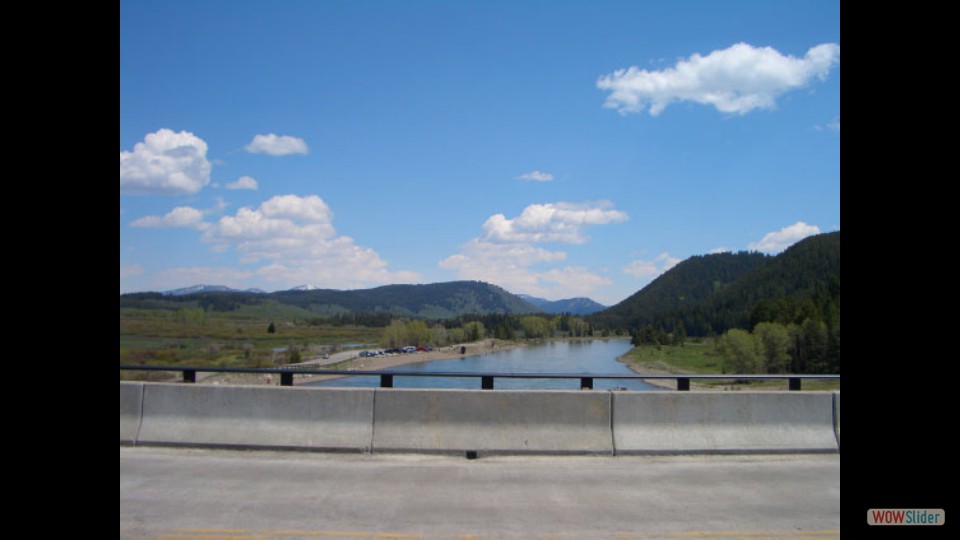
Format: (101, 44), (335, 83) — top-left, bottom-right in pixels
(380, 374), (394, 388)
(280, 372), (294, 386)
(482, 376), (494, 390)
(182, 370), (196, 383)
(788, 377), (801, 391)
(677, 377), (690, 391)
(580, 377), (593, 390)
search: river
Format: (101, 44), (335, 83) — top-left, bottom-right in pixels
(308, 338), (661, 390)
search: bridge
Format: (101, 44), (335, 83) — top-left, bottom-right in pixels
(120, 375), (840, 538)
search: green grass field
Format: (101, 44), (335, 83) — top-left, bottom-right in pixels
(622, 340), (840, 391)
(120, 310), (382, 380)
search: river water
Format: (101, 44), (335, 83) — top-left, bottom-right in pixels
(308, 338), (661, 390)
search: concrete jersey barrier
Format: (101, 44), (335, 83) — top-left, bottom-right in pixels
(612, 391), (838, 454)
(372, 388), (613, 455)
(833, 391), (840, 447)
(132, 382), (375, 452)
(120, 382), (839, 454)
(120, 382), (144, 444)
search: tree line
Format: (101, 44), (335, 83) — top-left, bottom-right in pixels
(718, 319), (839, 374)
(375, 313), (600, 348)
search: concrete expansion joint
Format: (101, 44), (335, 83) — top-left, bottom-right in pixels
(368, 387), (378, 454)
(135, 383), (145, 445)
(608, 390), (617, 457)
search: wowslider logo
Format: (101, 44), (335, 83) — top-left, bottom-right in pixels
(868, 509), (945, 526)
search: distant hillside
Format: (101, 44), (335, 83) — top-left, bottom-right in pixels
(271, 281), (539, 318)
(591, 232), (840, 336)
(590, 251), (769, 330)
(121, 281), (540, 319)
(163, 284), (266, 296)
(517, 295), (607, 315)
(674, 231), (840, 335)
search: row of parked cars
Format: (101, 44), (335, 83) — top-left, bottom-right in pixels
(359, 346), (433, 357)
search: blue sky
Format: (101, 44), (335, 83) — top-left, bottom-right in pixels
(120, 0), (839, 305)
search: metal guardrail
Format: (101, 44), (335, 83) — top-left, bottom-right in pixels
(119, 365), (839, 391)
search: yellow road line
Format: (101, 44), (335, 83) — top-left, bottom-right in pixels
(162, 529), (421, 540)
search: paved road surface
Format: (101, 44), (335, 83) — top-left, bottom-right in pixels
(120, 447), (839, 540)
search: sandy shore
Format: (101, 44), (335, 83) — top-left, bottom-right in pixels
(615, 349), (682, 390)
(197, 340), (526, 386)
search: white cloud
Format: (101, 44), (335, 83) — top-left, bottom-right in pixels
(749, 221), (820, 253)
(440, 239), (568, 272)
(624, 252), (681, 280)
(439, 201), (626, 299)
(120, 263), (146, 293)
(245, 133), (309, 156)
(120, 263), (144, 279)
(225, 176), (258, 190)
(482, 202), (628, 244)
(130, 206), (206, 229)
(709, 247), (732, 254)
(439, 242), (610, 299)
(828, 116), (840, 131)
(200, 194), (419, 289)
(517, 170), (555, 182)
(597, 42), (840, 116)
(120, 129), (212, 195)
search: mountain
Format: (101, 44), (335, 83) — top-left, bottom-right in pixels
(590, 231), (840, 336)
(590, 251), (770, 330)
(271, 281), (540, 318)
(163, 284), (266, 296)
(517, 295), (607, 315)
(124, 281), (541, 319)
(678, 231), (840, 334)
(289, 284), (318, 291)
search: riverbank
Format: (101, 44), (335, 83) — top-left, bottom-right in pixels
(198, 339), (527, 386)
(618, 343), (841, 391)
(617, 348), (681, 390)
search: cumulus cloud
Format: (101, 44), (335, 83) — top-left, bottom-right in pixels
(517, 170), (555, 182)
(748, 221), (820, 253)
(440, 243), (610, 299)
(623, 252), (681, 280)
(225, 176), (258, 190)
(709, 247), (732, 254)
(120, 263), (146, 293)
(598, 42), (840, 116)
(120, 129), (212, 195)
(130, 206), (206, 229)
(200, 194), (419, 288)
(439, 201), (626, 299)
(482, 202), (628, 244)
(120, 263), (144, 279)
(245, 133), (309, 156)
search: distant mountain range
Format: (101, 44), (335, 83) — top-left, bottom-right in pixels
(124, 281), (542, 319)
(126, 232), (838, 334)
(517, 295), (606, 315)
(163, 284), (267, 296)
(147, 283), (606, 317)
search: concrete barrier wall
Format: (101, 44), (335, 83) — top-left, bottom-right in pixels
(372, 389), (613, 455)
(613, 392), (838, 454)
(120, 382), (144, 444)
(135, 383), (375, 451)
(121, 382), (839, 454)
(833, 391), (840, 447)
